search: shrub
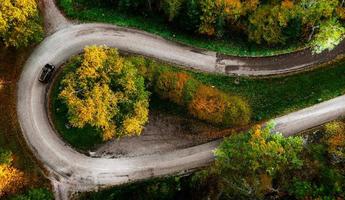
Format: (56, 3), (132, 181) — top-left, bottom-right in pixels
(155, 71), (251, 127)
(129, 56), (160, 86)
(324, 121), (345, 160)
(188, 85), (227, 124)
(155, 72), (191, 105)
(223, 95), (251, 126)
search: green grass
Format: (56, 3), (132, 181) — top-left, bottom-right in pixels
(188, 62), (345, 121)
(57, 0), (306, 57)
(51, 53), (345, 150)
(78, 176), (187, 200)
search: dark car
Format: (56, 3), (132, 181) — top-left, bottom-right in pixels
(39, 64), (55, 83)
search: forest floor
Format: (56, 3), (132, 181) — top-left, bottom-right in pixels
(0, 47), (50, 193)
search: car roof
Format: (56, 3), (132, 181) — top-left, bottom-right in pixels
(45, 64), (55, 69)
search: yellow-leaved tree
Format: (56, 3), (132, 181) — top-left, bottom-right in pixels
(59, 45), (149, 141)
(0, 149), (27, 197)
(0, 0), (43, 47)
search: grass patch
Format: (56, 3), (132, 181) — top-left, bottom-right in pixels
(57, 0), (306, 57)
(78, 176), (190, 200)
(51, 52), (345, 150)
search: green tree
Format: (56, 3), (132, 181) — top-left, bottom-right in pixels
(163, 0), (184, 21)
(311, 19), (345, 54)
(299, 0), (338, 26)
(176, 0), (201, 32)
(248, 3), (295, 45)
(198, 0), (218, 36)
(214, 122), (304, 199)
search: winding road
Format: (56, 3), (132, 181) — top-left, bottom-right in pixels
(17, 0), (345, 199)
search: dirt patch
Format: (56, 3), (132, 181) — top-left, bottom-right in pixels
(93, 109), (225, 158)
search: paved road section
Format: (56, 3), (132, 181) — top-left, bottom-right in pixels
(40, 1), (345, 77)
(274, 95), (345, 136)
(17, 23), (345, 194)
(39, 0), (70, 35)
(17, 0), (345, 199)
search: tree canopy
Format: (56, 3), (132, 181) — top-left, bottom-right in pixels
(59, 45), (149, 141)
(89, 0), (345, 52)
(0, 148), (27, 197)
(0, 0), (43, 47)
(311, 19), (345, 54)
(214, 122), (304, 198)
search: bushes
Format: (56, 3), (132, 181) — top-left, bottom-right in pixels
(188, 85), (227, 124)
(155, 72), (192, 105)
(154, 70), (251, 127)
(324, 121), (345, 161)
(188, 85), (252, 126)
(131, 56), (251, 127)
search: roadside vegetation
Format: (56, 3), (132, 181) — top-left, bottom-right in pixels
(58, 0), (345, 56)
(153, 70), (251, 127)
(51, 45), (345, 150)
(79, 122), (345, 199)
(51, 45), (251, 149)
